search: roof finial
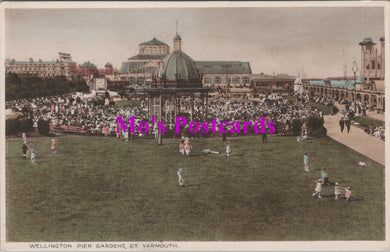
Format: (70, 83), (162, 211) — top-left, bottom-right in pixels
(176, 20), (178, 35)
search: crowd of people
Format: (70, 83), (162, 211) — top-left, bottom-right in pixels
(175, 93), (323, 138)
(7, 92), (325, 140)
(9, 90), (371, 202)
(365, 124), (385, 141)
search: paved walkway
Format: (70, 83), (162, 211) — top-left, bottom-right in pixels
(324, 114), (385, 166)
(365, 110), (385, 121)
(334, 102), (385, 121)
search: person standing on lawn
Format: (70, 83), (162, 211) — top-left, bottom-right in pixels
(303, 153), (310, 172)
(22, 143), (28, 159)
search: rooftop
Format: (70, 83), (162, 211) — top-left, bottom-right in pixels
(139, 38), (168, 46)
(359, 37), (376, 45)
(80, 61), (97, 67)
(7, 60), (57, 64)
(251, 73), (295, 80)
(195, 61), (252, 75)
(128, 54), (167, 61)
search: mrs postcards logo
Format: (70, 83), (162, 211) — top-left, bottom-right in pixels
(116, 116), (276, 134)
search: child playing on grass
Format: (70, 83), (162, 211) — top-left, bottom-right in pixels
(226, 142), (231, 157)
(334, 182), (341, 200)
(31, 150), (36, 164)
(303, 153), (309, 172)
(345, 186), (352, 201)
(51, 139), (57, 154)
(179, 136), (185, 156)
(177, 168), (184, 187)
(22, 132), (28, 144)
(124, 131), (129, 142)
(22, 143), (28, 159)
(321, 168), (329, 185)
(312, 179), (322, 199)
(184, 137), (192, 156)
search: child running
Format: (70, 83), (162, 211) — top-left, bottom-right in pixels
(312, 179), (322, 199)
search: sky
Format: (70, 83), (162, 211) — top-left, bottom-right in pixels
(5, 6), (385, 78)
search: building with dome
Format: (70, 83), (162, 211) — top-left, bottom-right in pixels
(119, 36), (252, 87)
(157, 34), (202, 87)
(120, 38), (170, 85)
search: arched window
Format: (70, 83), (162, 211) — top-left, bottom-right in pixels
(215, 76), (222, 84)
(371, 60), (376, 69)
(226, 77), (231, 84)
(366, 64), (370, 70)
(377, 63), (381, 70)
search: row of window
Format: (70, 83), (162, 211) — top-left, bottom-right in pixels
(366, 60), (381, 70)
(134, 66), (158, 74)
(129, 61), (148, 70)
(140, 47), (168, 55)
(7, 66), (69, 71)
(204, 76), (250, 84)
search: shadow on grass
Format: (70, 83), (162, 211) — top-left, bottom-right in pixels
(230, 153), (244, 157)
(184, 184), (201, 187)
(188, 153), (208, 157)
(350, 198), (364, 202)
(320, 194), (335, 198)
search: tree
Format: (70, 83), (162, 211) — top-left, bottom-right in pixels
(306, 116), (327, 137)
(38, 119), (50, 136)
(292, 119), (303, 136)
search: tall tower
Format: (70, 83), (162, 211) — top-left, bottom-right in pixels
(359, 37), (375, 79)
(173, 34), (182, 52)
(380, 37), (385, 79)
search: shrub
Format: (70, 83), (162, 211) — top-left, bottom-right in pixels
(6, 118), (33, 135)
(306, 116), (327, 137)
(19, 118), (34, 133)
(38, 119), (50, 136)
(331, 106), (339, 115)
(6, 119), (20, 135)
(291, 119), (303, 136)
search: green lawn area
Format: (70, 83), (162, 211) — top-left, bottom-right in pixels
(115, 99), (141, 107)
(7, 135), (384, 241)
(310, 103), (334, 115)
(353, 116), (385, 128)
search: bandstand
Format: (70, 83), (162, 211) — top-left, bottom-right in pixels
(143, 33), (210, 144)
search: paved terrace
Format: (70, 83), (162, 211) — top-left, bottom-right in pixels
(324, 114), (385, 166)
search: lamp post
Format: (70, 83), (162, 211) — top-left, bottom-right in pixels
(352, 61), (358, 113)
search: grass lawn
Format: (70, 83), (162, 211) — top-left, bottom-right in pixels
(353, 116), (385, 128)
(6, 135), (384, 241)
(115, 99), (141, 108)
(310, 103), (334, 115)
